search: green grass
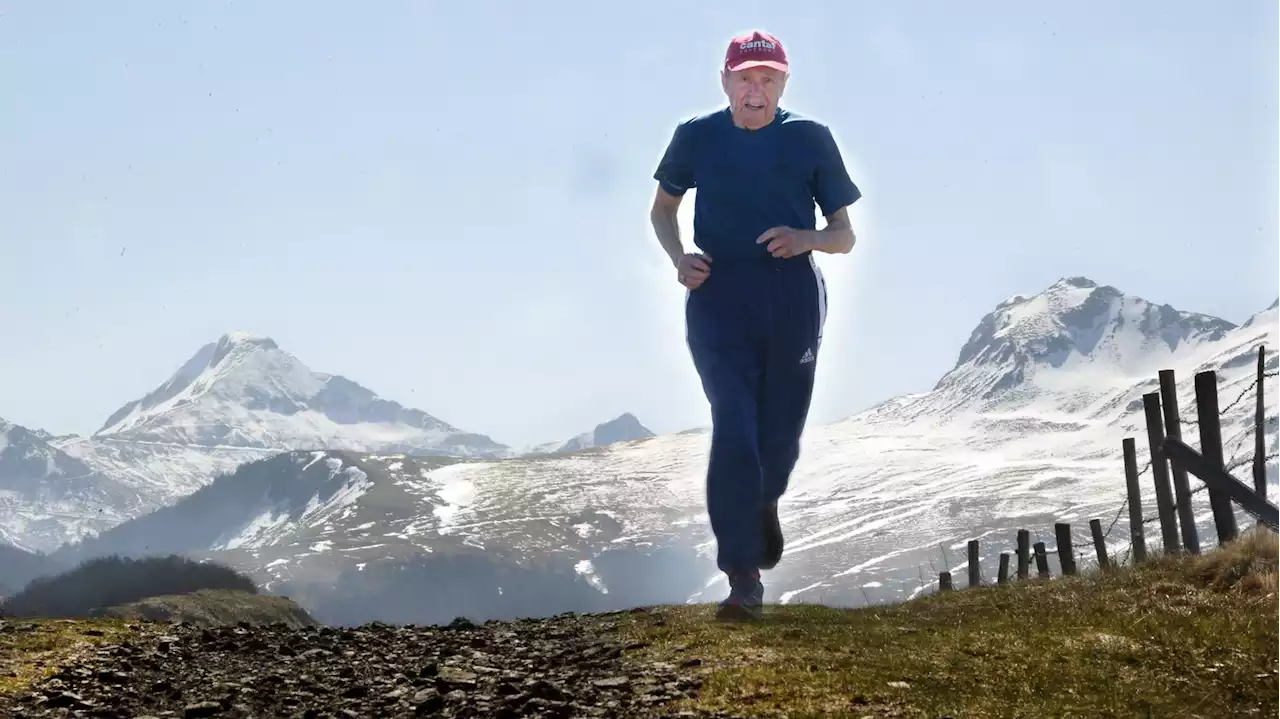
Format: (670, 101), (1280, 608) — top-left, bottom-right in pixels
(621, 527), (1279, 718)
(0, 618), (148, 696)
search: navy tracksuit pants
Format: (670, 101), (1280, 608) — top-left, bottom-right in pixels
(685, 253), (827, 574)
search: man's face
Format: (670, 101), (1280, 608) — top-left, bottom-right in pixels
(721, 66), (788, 128)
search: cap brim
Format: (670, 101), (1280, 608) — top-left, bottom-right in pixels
(725, 59), (789, 73)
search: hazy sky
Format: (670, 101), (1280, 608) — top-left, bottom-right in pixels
(2, 1), (1277, 448)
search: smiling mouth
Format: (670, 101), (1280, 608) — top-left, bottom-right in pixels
(745, 103), (766, 111)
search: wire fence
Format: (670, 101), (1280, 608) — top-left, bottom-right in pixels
(803, 348), (1277, 608)
(925, 351), (1276, 599)
(1100, 367), (1278, 542)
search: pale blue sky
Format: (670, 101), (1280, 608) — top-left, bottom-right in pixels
(1, 1), (1277, 448)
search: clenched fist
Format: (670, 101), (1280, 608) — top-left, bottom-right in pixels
(675, 253), (713, 290)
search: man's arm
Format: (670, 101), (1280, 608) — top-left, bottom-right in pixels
(808, 206), (856, 255)
(650, 186), (686, 266)
(809, 122), (861, 255)
(651, 121), (698, 266)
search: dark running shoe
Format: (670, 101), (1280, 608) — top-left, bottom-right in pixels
(759, 501), (784, 570)
(715, 571), (764, 622)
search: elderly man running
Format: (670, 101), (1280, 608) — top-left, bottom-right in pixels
(649, 30), (862, 621)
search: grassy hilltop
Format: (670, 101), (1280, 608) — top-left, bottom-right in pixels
(622, 526), (1278, 717)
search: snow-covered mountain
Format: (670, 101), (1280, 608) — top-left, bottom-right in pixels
(51, 278), (1279, 624)
(88, 332), (507, 457)
(0, 417), (146, 552)
(1, 332), (510, 551)
(525, 413), (656, 455)
(910, 276), (1238, 419)
(54, 449), (689, 625)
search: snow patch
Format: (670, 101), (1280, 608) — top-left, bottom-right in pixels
(574, 559), (608, 594)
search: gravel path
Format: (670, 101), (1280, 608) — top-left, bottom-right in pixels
(0, 610), (735, 718)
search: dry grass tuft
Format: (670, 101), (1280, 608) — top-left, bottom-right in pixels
(1175, 524), (1278, 594)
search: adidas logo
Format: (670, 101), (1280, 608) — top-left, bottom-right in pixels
(799, 348), (815, 364)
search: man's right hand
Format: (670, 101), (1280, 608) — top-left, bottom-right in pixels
(675, 253), (712, 290)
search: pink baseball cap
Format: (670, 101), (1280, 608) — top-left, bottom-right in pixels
(724, 30), (789, 73)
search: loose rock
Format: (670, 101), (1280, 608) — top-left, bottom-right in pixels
(0, 612), (722, 718)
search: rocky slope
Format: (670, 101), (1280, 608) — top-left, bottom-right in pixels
(0, 610), (713, 718)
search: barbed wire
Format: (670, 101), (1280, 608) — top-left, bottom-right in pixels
(897, 358), (1275, 598)
(1100, 355), (1276, 542)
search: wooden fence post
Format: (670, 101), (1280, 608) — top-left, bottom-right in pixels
(1160, 369), (1201, 554)
(1089, 518), (1110, 570)
(1016, 529), (1030, 579)
(1195, 371), (1239, 544)
(1167, 437), (1280, 532)
(967, 540), (980, 588)
(1143, 392), (1182, 554)
(1162, 439), (1279, 530)
(1123, 438), (1148, 564)
(1032, 541), (1050, 579)
(939, 572), (953, 592)
(998, 553), (1010, 585)
(1054, 523), (1077, 576)
(1255, 345), (1267, 502)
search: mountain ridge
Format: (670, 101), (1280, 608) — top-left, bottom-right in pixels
(5, 277), (1274, 585)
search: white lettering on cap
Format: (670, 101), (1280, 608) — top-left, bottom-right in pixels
(739, 40), (777, 52)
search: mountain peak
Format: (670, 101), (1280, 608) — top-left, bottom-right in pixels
(216, 331), (278, 350)
(592, 413), (654, 445)
(939, 279), (1237, 403)
(91, 334), (507, 458)
(1054, 276), (1099, 290)
(527, 413), (656, 456)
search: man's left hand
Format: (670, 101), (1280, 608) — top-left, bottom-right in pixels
(756, 226), (815, 258)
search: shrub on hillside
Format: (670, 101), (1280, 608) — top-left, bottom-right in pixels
(0, 554), (257, 618)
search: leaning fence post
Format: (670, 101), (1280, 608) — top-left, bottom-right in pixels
(1123, 438), (1148, 564)
(1195, 371), (1239, 544)
(1089, 518), (1110, 570)
(1255, 345), (1267, 502)
(1032, 541), (1051, 579)
(1143, 392), (1182, 554)
(1054, 523), (1077, 576)
(998, 553), (1010, 585)
(939, 571), (953, 592)
(1160, 369), (1201, 554)
(967, 540), (981, 588)
(1016, 529), (1030, 579)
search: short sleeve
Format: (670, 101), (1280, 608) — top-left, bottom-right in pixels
(653, 121), (697, 196)
(812, 124), (861, 217)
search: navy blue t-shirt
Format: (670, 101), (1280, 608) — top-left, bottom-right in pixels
(653, 106), (861, 262)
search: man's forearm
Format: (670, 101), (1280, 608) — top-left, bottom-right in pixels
(808, 209), (856, 254)
(650, 207), (685, 266)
